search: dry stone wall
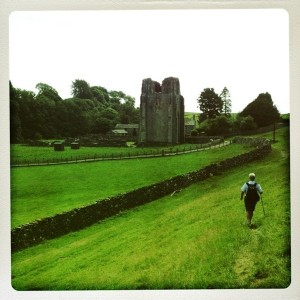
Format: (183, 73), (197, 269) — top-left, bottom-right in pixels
(11, 137), (271, 252)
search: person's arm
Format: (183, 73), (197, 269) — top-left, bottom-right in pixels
(257, 183), (263, 194)
(240, 183), (247, 200)
(240, 191), (245, 200)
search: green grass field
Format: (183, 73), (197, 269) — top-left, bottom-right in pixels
(11, 127), (290, 290)
(11, 143), (249, 228)
(10, 142), (217, 165)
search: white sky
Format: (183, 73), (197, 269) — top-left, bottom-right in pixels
(9, 9), (289, 113)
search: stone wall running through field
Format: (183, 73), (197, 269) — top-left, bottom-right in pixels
(11, 137), (271, 252)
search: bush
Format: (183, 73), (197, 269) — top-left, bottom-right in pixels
(190, 129), (198, 136)
(199, 116), (233, 135)
(234, 115), (257, 131)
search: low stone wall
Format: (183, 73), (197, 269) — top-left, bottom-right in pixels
(185, 136), (224, 144)
(11, 138), (271, 252)
(232, 136), (271, 147)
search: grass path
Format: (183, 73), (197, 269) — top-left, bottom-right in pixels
(11, 128), (290, 290)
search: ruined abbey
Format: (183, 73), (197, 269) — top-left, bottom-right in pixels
(139, 77), (185, 145)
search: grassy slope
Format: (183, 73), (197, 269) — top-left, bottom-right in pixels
(11, 143), (248, 228)
(11, 128), (290, 290)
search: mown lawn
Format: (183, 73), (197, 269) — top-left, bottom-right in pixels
(10, 142), (217, 165)
(11, 143), (249, 228)
(11, 128), (290, 289)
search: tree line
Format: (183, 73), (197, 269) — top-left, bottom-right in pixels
(10, 79), (283, 143)
(10, 80), (139, 143)
(195, 87), (281, 135)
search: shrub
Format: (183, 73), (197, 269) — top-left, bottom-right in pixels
(235, 115), (258, 131)
(199, 116), (233, 135)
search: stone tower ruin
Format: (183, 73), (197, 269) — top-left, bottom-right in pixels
(139, 77), (185, 145)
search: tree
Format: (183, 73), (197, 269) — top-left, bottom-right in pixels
(32, 95), (57, 138)
(197, 88), (223, 121)
(11, 86), (36, 140)
(62, 98), (91, 136)
(71, 79), (93, 100)
(199, 115), (233, 135)
(10, 81), (22, 142)
(35, 83), (62, 102)
(234, 115), (257, 131)
(91, 86), (109, 105)
(34, 83), (63, 138)
(220, 87), (232, 117)
(240, 92), (280, 127)
(9, 79), (138, 140)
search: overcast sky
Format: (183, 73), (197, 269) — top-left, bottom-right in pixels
(9, 9), (289, 113)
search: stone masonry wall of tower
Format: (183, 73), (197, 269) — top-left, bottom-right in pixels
(139, 77), (185, 145)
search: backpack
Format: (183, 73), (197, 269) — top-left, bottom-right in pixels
(245, 182), (260, 202)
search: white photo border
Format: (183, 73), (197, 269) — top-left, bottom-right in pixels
(1, 1), (299, 300)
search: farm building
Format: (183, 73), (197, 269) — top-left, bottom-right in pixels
(114, 124), (139, 137)
(111, 129), (128, 136)
(185, 116), (197, 135)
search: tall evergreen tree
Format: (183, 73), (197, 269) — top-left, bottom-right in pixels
(220, 87), (232, 117)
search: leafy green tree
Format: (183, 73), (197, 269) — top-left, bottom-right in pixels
(10, 79), (138, 140)
(35, 83), (62, 102)
(91, 86), (109, 105)
(90, 107), (119, 134)
(33, 83), (64, 138)
(92, 116), (114, 134)
(220, 87), (232, 117)
(119, 96), (138, 124)
(32, 95), (57, 138)
(240, 92), (280, 127)
(234, 115), (257, 131)
(197, 88), (223, 121)
(199, 115), (233, 135)
(101, 107), (119, 122)
(11, 87), (36, 140)
(108, 90), (139, 124)
(62, 98), (91, 136)
(10, 82), (23, 142)
(108, 90), (124, 111)
(71, 79), (93, 100)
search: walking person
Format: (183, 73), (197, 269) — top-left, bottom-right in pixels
(240, 173), (263, 228)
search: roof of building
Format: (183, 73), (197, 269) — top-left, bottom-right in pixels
(115, 124), (139, 129)
(112, 129), (128, 134)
